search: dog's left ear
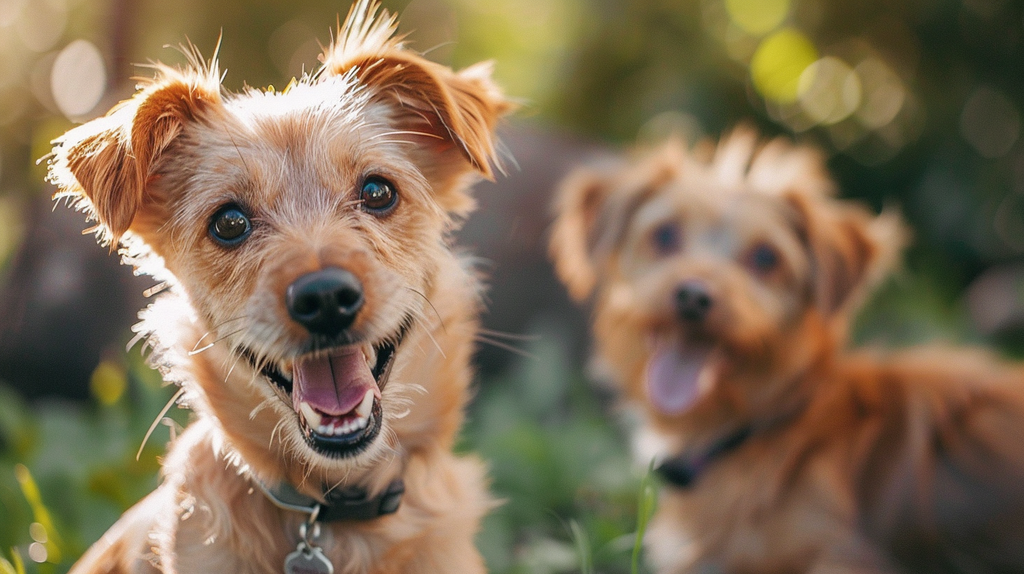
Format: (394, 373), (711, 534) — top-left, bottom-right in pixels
(321, 1), (513, 211)
(787, 192), (906, 316)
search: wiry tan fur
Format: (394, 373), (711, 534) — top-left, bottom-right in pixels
(48, 2), (512, 572)
(551, 127), (1024, 573)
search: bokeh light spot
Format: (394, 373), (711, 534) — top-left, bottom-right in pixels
(29, 522), (47, 543)
(726, 0), (789, 36)
(961, 86), (1020, 158)
(28, 542), (46, 563)
(90, 360), (126, 406)
(798, 56), (861, 125)
(855, 58), (905, 130)
(750, 28), (818, 103)
(51, 39), (106, 119)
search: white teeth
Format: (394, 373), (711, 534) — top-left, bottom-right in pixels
(302, 391), (375, 437)
(356, 389), (375, 419)
(299, 402), (322, 428)
(282, 363), (294, 382)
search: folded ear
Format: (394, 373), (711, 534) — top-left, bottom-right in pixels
(549, 168), (616, 301)
(48, 63), (221, 246)
(320, 0), (513, 203)
(787, 192), (906, 315)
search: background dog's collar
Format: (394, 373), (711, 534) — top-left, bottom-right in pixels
(656, 426), (752, 489)
(254, 476), (405, 522)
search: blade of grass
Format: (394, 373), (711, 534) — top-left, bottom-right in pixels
(2, 548), (25, 574)
(0, 556), (15, 574)
(631, 461), (658, 574)
(567, 519), (592, 574)
(14, 465), (63, 564)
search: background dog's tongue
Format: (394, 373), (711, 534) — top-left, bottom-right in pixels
(292, 348), (378, 416)
(645, 345), (713, 415)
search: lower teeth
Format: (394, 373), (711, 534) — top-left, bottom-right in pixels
(316, 416), (368, 437)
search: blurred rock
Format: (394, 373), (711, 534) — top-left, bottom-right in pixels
(0, 197), (148, 399)
(460, 123), (613, 377)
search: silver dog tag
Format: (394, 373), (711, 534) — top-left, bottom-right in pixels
(285, 543), (334, 574)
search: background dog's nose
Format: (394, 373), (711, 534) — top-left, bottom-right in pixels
(287, 268), (364, 336)
(675, 281), (713, 322)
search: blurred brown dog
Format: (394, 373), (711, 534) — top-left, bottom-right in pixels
(551, 128), (1024, 573)
(47, 2), (511, 573)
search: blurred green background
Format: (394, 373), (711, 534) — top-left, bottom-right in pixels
(1, 0), (1024, 572)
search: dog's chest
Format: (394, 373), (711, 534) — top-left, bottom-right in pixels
(650, 448), (859, 572)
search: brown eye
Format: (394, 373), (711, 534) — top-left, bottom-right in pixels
(747, 242), (779, 274)
(651, 221), (681, 255)
(360, 176), (398, 215)
(209, 204), (252, 246)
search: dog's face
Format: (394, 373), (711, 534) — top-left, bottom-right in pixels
(49, 3), (509, 475)
(552, 132), (902, 429)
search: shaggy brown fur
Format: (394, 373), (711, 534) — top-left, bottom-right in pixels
(551, 128), (1024, 573)
(48, 2), (511, 572)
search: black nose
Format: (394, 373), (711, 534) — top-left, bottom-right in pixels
(286, 268), (364, 336)
(675, 281), (713, 323)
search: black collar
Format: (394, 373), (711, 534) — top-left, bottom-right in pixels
(254, 476), (405, 522)
(656, 426), (752, 489)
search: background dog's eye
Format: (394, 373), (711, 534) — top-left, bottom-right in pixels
(209, 205), (252, 246)
(652, 222), (681, 255)
(361, 176), (398, 214)
(748, 243), (779, 274)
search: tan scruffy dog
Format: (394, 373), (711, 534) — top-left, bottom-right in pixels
(551, 128), (1024, 573)
(46, 2), (512, 573)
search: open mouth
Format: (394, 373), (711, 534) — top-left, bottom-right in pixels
(645, 336), (721, 416)
(242, 323), (407, 458)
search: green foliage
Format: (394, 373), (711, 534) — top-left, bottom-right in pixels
(0, 353), (186, 574)
(461, 321), (648, 574)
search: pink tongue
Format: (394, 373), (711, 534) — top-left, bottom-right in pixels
(645, 344), (713, 415)
(292, 348), (380, 416)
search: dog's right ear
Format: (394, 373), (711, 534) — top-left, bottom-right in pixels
(48, 65), (221, 246)
(549, 168), (616, 301)
(786, 192), (906, 316)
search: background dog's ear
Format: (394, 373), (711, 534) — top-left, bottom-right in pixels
(48, 65), (221, 246)
(787, 192), (906, 316)
(549, 168), (615, 301)
(321, 1), (513, 212)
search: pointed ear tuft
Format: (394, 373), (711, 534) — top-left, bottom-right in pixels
(320, 0), (514, 181)
(48, 65), (220, 246)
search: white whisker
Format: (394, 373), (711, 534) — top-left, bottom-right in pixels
(136, 387), (186, 461)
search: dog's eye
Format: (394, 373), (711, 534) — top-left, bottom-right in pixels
(360, 176), (398, 215)
(209, 204), (252, 246)
(652, 222), (681, 255)
(748, 242), (779, 274)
